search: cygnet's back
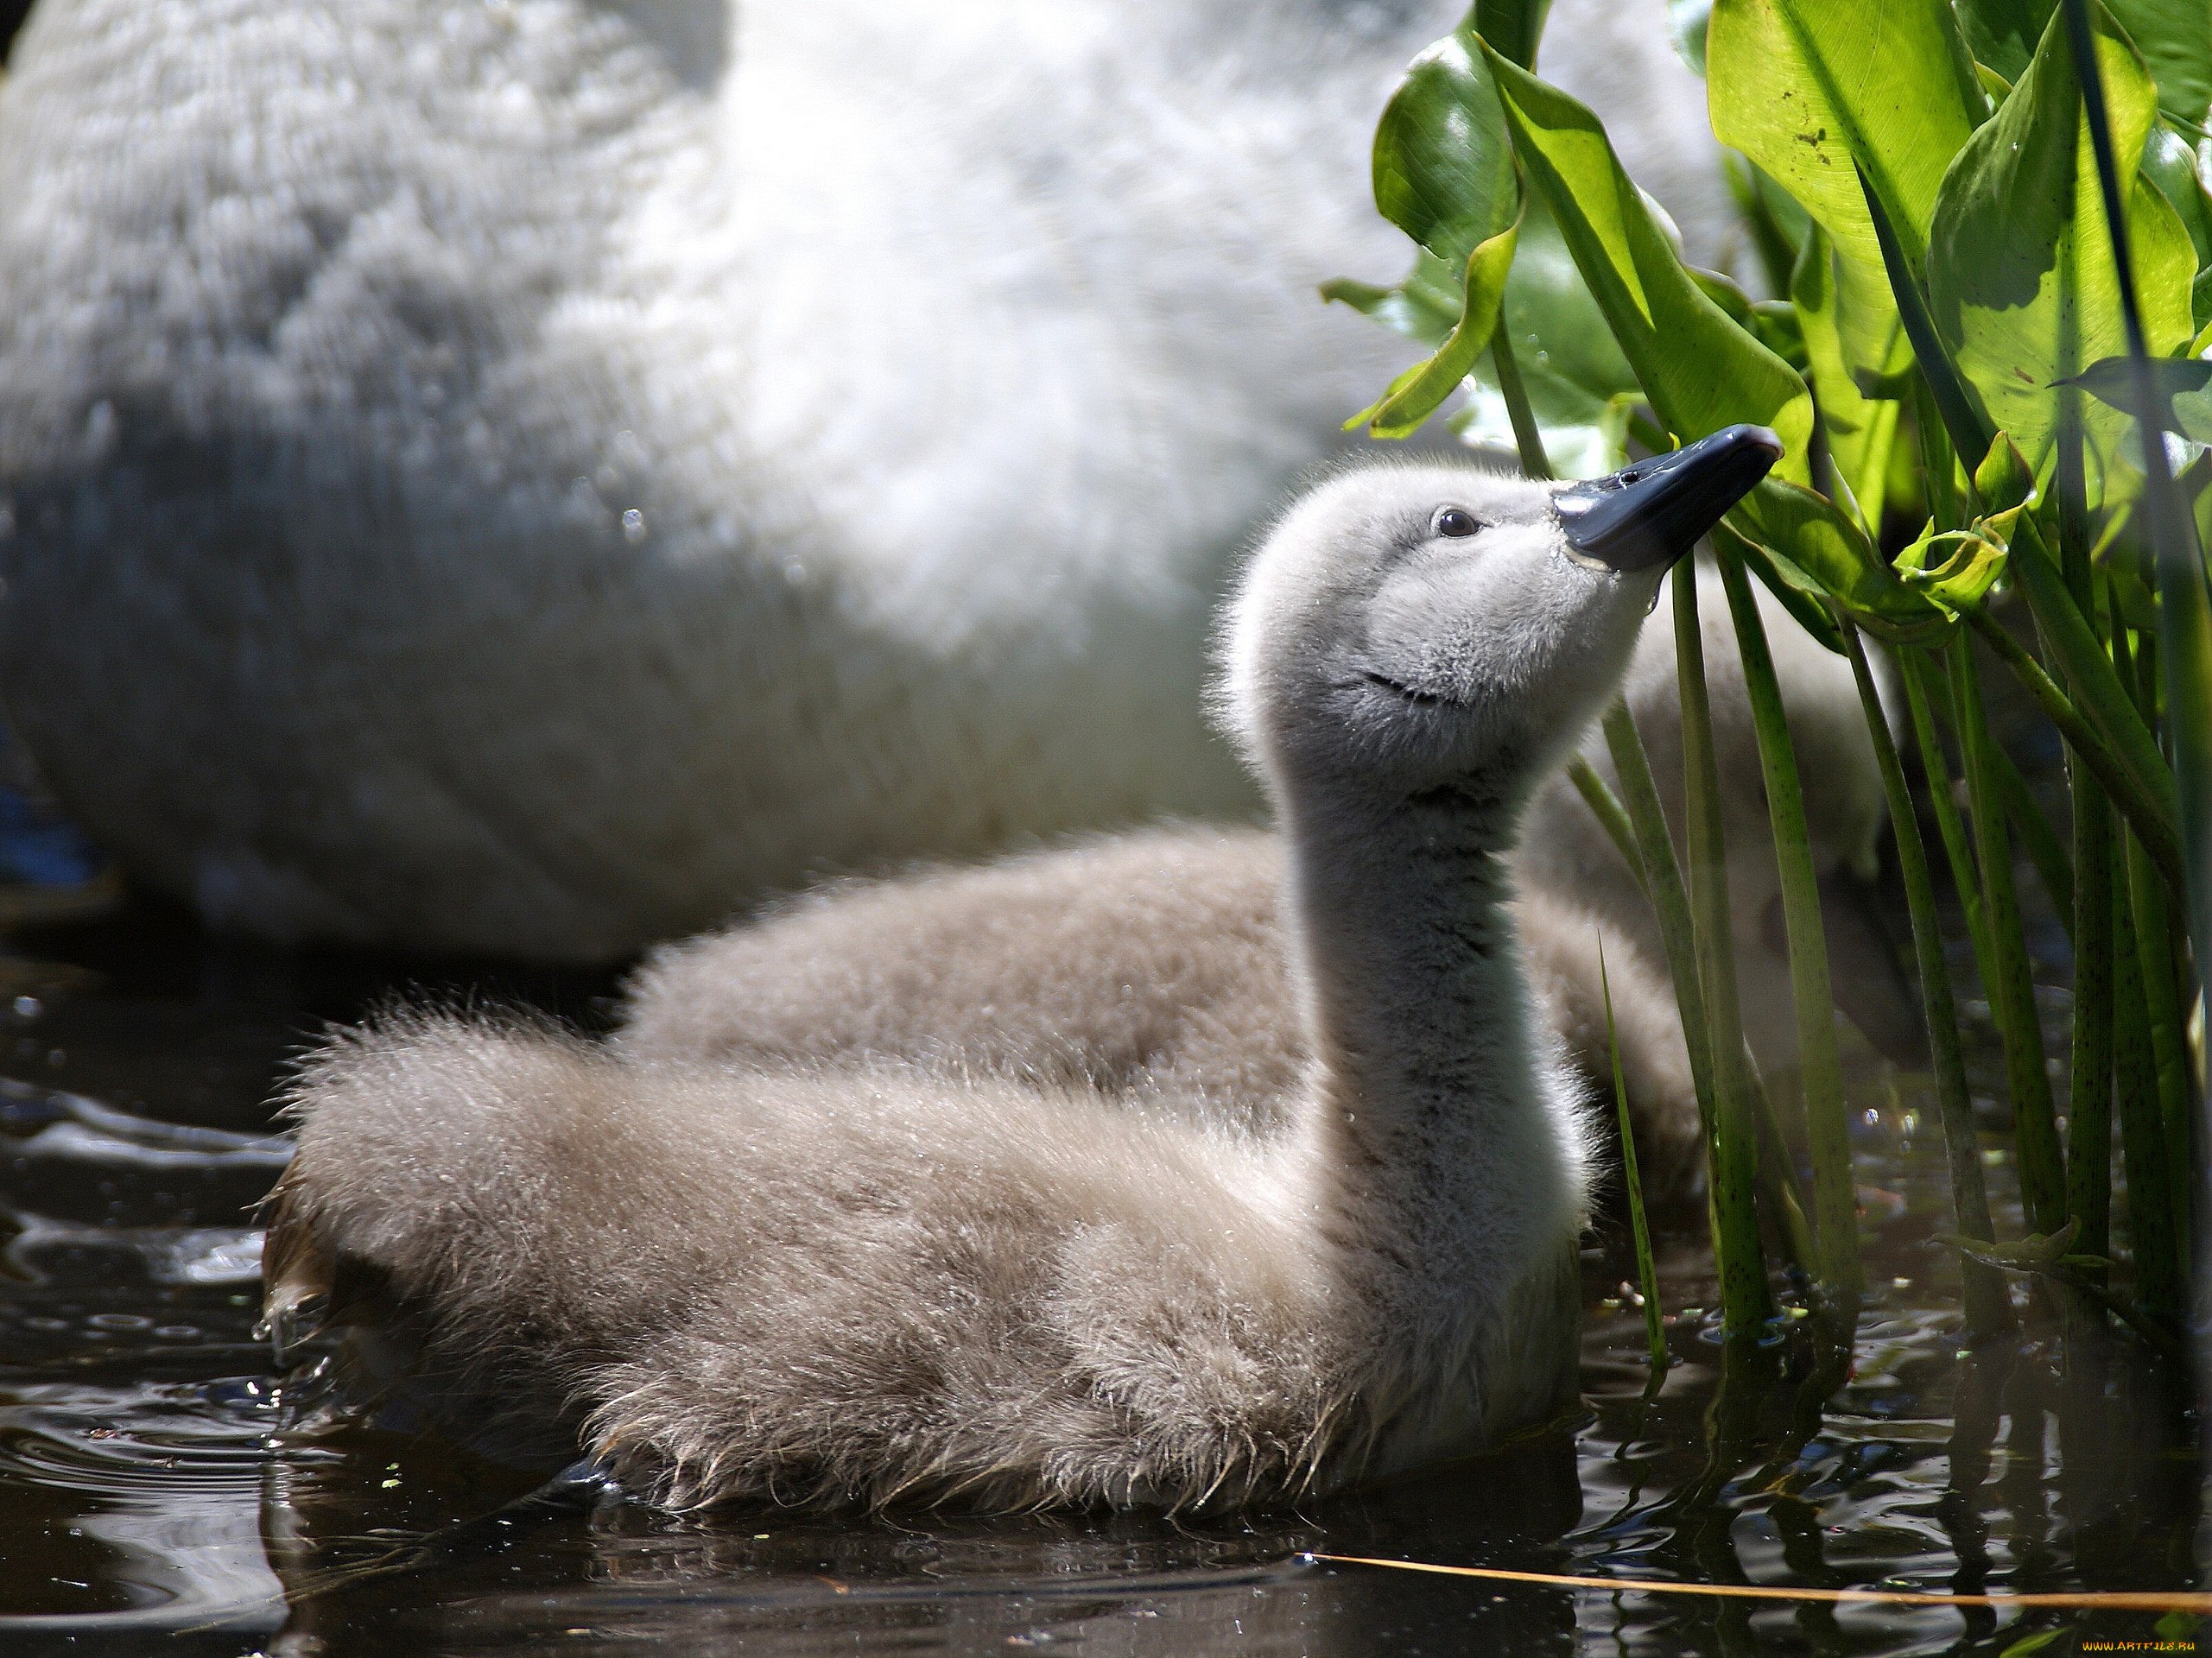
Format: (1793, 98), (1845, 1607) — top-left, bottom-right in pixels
(621, 824), (1705, 1201)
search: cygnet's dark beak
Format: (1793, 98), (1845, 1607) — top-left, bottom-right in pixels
(1551, 424), (1784, 574)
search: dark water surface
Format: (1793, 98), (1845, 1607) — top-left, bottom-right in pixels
(0, 874), (2199, 1657)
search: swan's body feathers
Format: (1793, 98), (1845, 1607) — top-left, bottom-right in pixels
(0, 0), (1726, 959)
(622, 823), (1706, 1203)
(272, 1013), (1580, 1509)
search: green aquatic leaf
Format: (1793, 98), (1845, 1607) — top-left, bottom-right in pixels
(2057, 351), (2212, 440)
(1454, 186), (1645, 477)
(1956, 0), (2212, 129)
(1404, 200), (1638, 475)
(1475, 0), (1555, 70)
(1957, 0), (2052, 82)
(2139, 126), (2212, 271)
(1482, 43), (1815, 470)
(1740, 476), (1950, 638)
(1318, 262), (1460, 348)
(1792, 225), (1901, 530)
(1938, 1218), (2082, 1272)
(1708, 0), (1985, 286)
(1373, 22), (1518, 269)
(1347, 219), (1522, 437)
(1480, 44), (1953, 636)
(2112, 0), (2212, 130)
(1325, 10), (1522, 431)
(1928, 3), (2197, 502)
(2139, 125), (2212, 328)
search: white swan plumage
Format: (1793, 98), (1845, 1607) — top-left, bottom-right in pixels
(0, 0), (1728, 959)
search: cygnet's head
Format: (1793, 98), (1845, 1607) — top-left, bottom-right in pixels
(1220, 426), (1782, 814)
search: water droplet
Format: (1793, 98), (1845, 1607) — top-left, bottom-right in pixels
(12, 996), (39, 1019)
(622, 508), (647, 544)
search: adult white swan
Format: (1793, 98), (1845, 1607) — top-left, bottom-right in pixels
(0, 0), (1727, 959)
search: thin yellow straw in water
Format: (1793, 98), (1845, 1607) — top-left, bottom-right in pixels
(1302, 1554), (2212, 1612)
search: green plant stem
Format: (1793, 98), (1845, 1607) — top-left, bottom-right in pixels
(1601, 703), (1804, 1273)
(1674, 563), (1772, 1332)
(1867, 138), (2190, 935)
(1488, 328), (1553, 482)
(2058, 445), (2113, 1286)
(2126, 823), (2193, 1269)
(2063, 780), (2114, 1287)
(1965, 601), (2186, 896)
(1944, 635), (2068, 1238)
(1716, 547), (1860, 1304)
(2060, 0), (2212, 1098)
(2113, 868), (2184, 1327)
(1600, 937), (1669, 1391)
(1901, 652), (1997, 984)
(1846, 625), (2012, 1336)
(2118, 629), (2194, 1268)
(1567, 756), (1645, 888)
(1745, 1063), (1818, 1276)
(1988, 740), (2075, 938)
(1983, 530), (2185, 863)
(1602, 699), (1717, 1151)
(1861, 166), (1983, 474)
(1910, 377), (1964, 535)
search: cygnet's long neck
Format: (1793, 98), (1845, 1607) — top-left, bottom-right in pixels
(1279, 770), (1583, 1283)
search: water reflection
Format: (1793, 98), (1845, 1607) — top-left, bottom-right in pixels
(0, 893), (2198, 1656)
(257, 1426), (1583, 1656)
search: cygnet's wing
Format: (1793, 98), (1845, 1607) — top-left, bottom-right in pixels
(624, 824), (1712, 1217)
(622, 826), (1302, 1122)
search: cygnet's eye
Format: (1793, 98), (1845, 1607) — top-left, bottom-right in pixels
(1432, 507), (1481, 538)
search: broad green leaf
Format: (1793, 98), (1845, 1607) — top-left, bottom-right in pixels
(2139, 125), (2212, 326)
(1955, 0), (2051, 83)
(1480, 43), (1949, 635)
(1348, 220), (1521, 437)
(1319, 260), (1460, 348)
(1453, 185), (1644, 476)
(1714, 523), (1848, 649)
(1475, 0), (1555, 70)
(1740, 475), (1951, 638)
(1373, 22), (1518, 269)
(1792, 225), (1902, 529)
(1708, 0), (1985, 286)
(1482, 44), (1815, 471)
(1939, 1218), (2080, 1270)
(1325, 9), (1521, 420)
(1955, 0), (2212, 128)
(2112, 0), (2212, 130)
(2057, 352), (2212, 439)
(1927, 3), (2198, 503)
